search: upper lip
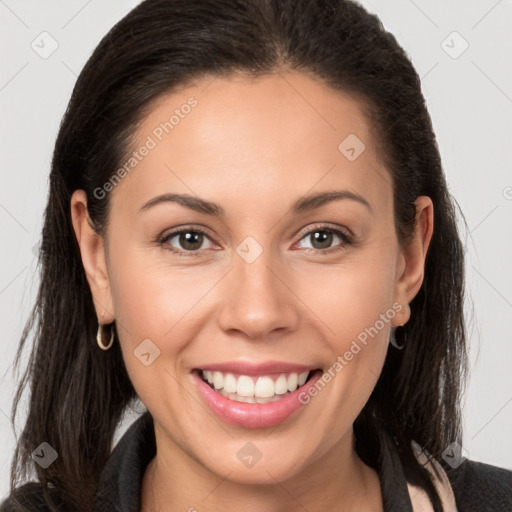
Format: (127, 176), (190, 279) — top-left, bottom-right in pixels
(194, 360), (319, 376)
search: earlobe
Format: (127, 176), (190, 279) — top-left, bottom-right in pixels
(70, 190), (115, 324)
(392, 196), (434, 326)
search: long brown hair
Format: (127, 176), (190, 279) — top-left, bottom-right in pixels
(7, 0), (469, 510)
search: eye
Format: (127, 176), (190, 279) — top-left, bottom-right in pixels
(157, 227), (218, 256)
(157, 224), (353, 257)
(294, 225), (352, 254)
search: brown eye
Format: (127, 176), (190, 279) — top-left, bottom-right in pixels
(174, 231), (205, 251)
(309, 230), (335, 250)
(295, 226), (352, 254)
(159, 227), (217, 255)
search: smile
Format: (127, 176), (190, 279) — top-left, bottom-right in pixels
(200, 370), (311, 403)
(191, 365), (324, 428)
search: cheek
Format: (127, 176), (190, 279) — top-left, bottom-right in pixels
(291, 246), (396, 409)
(297, 262), (395, 447)
(107, 247), (208, 343)
(294, 245), (398, 343)
(109, 264), (171, 344)
(106, 252), (194, 413)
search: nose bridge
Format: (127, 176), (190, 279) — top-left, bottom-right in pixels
(217, 237), (299, 339)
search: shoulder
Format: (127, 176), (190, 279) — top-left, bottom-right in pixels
(448, 458), (512, 511)
(1, 412), (155, 512)
(0, 482), (62, 511)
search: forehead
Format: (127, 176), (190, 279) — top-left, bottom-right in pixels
(111, 72), (391, 217)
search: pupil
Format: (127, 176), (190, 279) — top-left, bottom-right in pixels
(312, 231), (332, 249)
(180, 232), (202, 250)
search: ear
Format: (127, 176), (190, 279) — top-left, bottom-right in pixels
(70, 190), (115, 324)
(392, 195), (434, 327)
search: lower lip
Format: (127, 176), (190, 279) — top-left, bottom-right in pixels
(192, 369), (323, 428)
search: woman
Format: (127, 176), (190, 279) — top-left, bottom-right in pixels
(2, 0), (511, 511)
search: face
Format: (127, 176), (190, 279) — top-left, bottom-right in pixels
(72, 72), (432, 485)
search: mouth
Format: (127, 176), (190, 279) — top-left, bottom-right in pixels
(194, 368), (321, 404)
(191, 367), (323, 428)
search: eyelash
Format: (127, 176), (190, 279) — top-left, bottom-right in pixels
(156, 224), (353, 257)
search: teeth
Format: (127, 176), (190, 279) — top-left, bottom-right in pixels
(298, 371), (309, 386)
(223, 373), (237, 393)
(213, 371), (223, 390)
(254, 376), (274, 398)
(274, 374), (288, 394)
(237, 375), (254, 397)
(218, 389), (285, 403)
(287, 373), (298, 392)
(201, 370), (311, 398)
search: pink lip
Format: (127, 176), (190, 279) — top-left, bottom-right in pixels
(192, 369), (323, 428)
(195, 360), (317, 376)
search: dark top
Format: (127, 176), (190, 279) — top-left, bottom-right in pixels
(2, 411), (511, 511)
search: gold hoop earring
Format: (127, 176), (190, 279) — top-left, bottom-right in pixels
(97, 323), (115, 350)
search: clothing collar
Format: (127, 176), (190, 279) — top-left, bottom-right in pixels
(407, 441), (458, 511)
(94, 411), (457, 511)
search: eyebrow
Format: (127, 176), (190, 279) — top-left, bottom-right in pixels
(138, 190), (372, 217)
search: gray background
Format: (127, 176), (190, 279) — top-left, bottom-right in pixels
(1, 0), (511, 499)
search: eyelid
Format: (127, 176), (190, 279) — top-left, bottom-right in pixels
(158, 224), (214, 240)
(295, 222), (353, 240)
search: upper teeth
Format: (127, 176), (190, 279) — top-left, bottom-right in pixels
(202, 370), (310, 398)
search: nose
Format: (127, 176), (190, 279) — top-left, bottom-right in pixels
(216, 249), (300, 341)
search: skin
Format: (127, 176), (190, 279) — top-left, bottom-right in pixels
(71, 71), (433, 511)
